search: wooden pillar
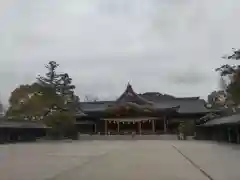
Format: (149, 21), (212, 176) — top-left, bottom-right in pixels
(236, 126), (240, 144)
(228, 127), (231, 143)
(104, 120), (108, 135)
(164, 116), (167, 133)
(138, 121), (142, 135)
(94, 124), (97, 134)
(152, 119), (155, 134)
(117, 121), (120, 133)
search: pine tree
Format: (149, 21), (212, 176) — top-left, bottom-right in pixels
(57, 73), (78, 112)
(216, 49), (240, 104)
(57, 73), (75, 96)
(37, 61), (79, 112)
(37, 61), (61, 88)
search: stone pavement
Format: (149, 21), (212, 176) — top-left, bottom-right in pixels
(0, 140), (240, 180)
(174, 141), (240, 180)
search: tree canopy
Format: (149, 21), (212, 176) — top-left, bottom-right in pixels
(6, 61), (80, 139)
(7, 83), (64, 120)
(215, 49), (240, 105)
(37, 61), (61, 88)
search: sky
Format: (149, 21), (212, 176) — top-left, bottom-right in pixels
(0, 0), (240, 105)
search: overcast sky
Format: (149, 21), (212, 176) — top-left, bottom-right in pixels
(0, 0), (240, 105)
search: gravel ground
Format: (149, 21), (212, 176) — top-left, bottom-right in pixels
(0, 140), (239, 180)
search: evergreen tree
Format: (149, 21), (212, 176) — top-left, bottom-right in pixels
(56, 73), (78, 113)
(37, 61), (61, 88)
(7, 61), (80, 139)
(57, 73), (75, 96)
(7, 83), (64, 121)
(216, 49), (240, 105)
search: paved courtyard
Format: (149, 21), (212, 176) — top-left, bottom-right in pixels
(0, 140), (240, 180)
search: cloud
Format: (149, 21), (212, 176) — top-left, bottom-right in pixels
(0, 0), (240, 105)
(168, 72), (207, 85)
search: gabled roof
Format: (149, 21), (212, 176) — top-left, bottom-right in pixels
(116, 83), (152, 105)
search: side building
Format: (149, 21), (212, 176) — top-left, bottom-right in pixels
(0, 120), (47, 143)
(196, 112), (240, 144)
(76, 84), (209, 135)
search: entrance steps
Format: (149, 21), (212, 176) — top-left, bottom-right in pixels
(78, 134), (178, 140)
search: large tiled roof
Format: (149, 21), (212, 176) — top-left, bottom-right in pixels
(139, 92), (208, 113)
(200, 113), (240, 126)
(80, 101), (115, 112)
(153, 99), (209, 114)
(80, 99), (209, 114)
(80, 84), (209, 115)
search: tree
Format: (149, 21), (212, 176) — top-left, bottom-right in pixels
(7, 83), (64, 121)
(57, 73), (76, 110)
(37, 61), (61, 88)
(44, 111), (77, 139)
(216, 49), (240, 105)
(206, 76), (232, 109)
(8, 84), (36, 106)
(7, 83), (38, 119)
(37, 61), (80, 138)
(7, 61), (80, 139)
(223, 48), (240, 60)
(57, 73), (75, 96)
(0, 100), (4, 117)
(207, 90), (226, 108)
(38, 62), (78, 111)
(71, 95), (82, 113)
